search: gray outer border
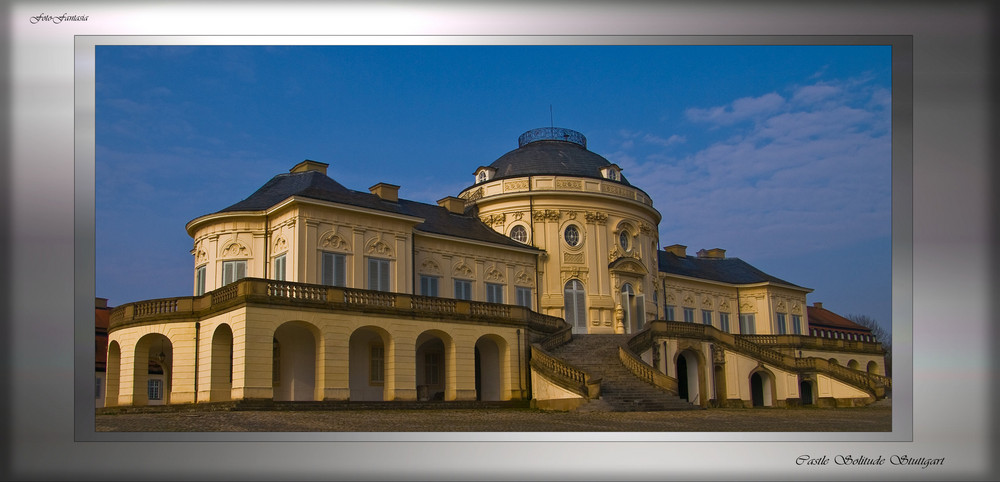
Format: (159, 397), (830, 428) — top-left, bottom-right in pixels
(75, 35), (912, 443)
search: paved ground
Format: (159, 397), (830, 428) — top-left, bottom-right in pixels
(96, 404), (891, 432)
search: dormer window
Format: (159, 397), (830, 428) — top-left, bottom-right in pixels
(601, 164), (622, 181)
(474, 166), (495, 185)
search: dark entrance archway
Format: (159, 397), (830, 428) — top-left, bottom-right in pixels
(751, 372), (765, 407)
(800, 380), (814, 405)
(677, 355), (689, 401)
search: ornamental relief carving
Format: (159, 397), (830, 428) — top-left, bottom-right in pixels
(683, 294), (695, 305)
(639, 222), (653, 235)
(720, 300), (730, 311)
(272, 236), (288, 253)
(513, 211), (524, 221)
(480, 213), (506, 227)
(791, 302), (802, 314)
(702, 296), (713, 308)
(453, 261), (474, 279)
(319, 230), (351, 252)
(220, 239), (250, 258)
(514, 269), (535, 287)
(566, 210), (578, 220)
(584, 211), (608, 224)
(560, 268), (589, 285)
(532, 209), (562, 221)
(740, 301), (756, 312)
(485, 265), (506, 283)
(564, 252), (584, 264)
(666, 293), (676, 303)
(195, 248), (208, 264)
(554, 179), (582, 190)
(365, 235), (394, 258)
(503, 180), (529, 192)
(608, 246), (641, 263)
(776, 300), (787, 311)
(419, 258), (441, 275)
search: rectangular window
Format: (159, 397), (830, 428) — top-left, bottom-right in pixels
(792, 314), (802, 335)
(776, 312), (787, 335)
(739, 313), (756, 334)
(368, 258), (391, 292)
(195, 265), (206, 295)
(665, 305), (675, 321)
(221, 260), (246, 286)
(425, 352), (441, 385)
(516, 287), (532, 308)
(683, 307), (695, 323)
(369, 344), (384, 384)
(147, 379), (162, 401)
(486, 283), (504, 304)
(321, 252), (346, 287)
(702, 310), (713, 326)
(273, 254), (286, 281)
(454, 279), (472, 300)
(720, 312), (730, 332)
(420, 275), (439, 297)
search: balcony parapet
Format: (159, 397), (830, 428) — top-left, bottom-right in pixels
(109, 278), (568, 335)
(741, 334), (884, 355)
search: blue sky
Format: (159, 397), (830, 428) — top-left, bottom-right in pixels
(95, 44), (892, 334)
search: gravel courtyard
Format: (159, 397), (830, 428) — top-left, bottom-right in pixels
(96, 404), (892, 432)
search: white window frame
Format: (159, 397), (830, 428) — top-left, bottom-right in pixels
(367, 257), (391, 292)
(320, 251), (347, 287)
(792, 314), (802, 335)
(515, 286), (532, 308)
(739, 313), (756, 334)
(720, 312), (730, 332)
(776, 312), (787, 335)
(563, 225), (581, 247)
(564, 280), (587, 332)
(683, 307), (695, 323)
(147, 379), (162, 401)
(195, 265), (206, 296)
(222, 260), (246, 286)
(510, 225), (528, 244)
(273, 254), (286, 281)
(420, 275), (439, 297)
(664, 305), (675, 321)
(454, 279), (472, 300)
(702, 310), (713, 326)
(486, 282), (504, 304)
(369, 343), (385, 384)
(425, 352), (441, 385)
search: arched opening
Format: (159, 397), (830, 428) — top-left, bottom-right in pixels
(209, 324), (234, 401)
(621, 283), (637, 334)
(750, 370), (774, 407)
(349, 326), (391, 401)
(675, 350), (701, 404)
(132, 333), (172, 406)
(272, 321), (319, 401)
(475, 335), (506, 401)
(799, 380), (815, 405)
(828, 358), (839, 366)
(848, 359), (860, 370)
(677, 355), (689, 401)
(105, 341), (121, 407)
(867, 360), (880, 375)
(415, 331), (451, 401)
(564, 279), (587, 334)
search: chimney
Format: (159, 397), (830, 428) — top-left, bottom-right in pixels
(697, 248), (726, 259)
(290, 159), (329, 175)
(369, 183), (400, 202)
(95, 297), (108, 309)
(663, 244), (687, 257)
(437, 196), (467, 215)
(813, 302), (823, 310)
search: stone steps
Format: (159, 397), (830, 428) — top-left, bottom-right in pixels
(549, 334), (701, 412)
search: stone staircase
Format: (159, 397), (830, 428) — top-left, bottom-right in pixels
(548, 334), (700, 411)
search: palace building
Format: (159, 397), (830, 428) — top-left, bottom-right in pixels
(103, 127), (889, 411)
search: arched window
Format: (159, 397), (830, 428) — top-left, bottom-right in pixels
(477, 171), (487, 184)
(509, 225), (528, 243)
(564, 280), (587, 333)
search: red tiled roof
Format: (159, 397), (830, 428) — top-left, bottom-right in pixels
(807, 305), (872, 333)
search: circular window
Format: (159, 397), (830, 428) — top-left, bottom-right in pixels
(619, 230), (630, 251)
(564, 225), (581, 247)
(510, 225), (528, 243)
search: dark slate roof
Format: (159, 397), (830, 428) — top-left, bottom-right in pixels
(209, 170), (535, 250)
(657, 250), (807, 289)
(807, 306), (872, 333)
(487, 139), (633, 186)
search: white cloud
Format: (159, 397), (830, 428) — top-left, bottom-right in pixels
(685, 92), (785, 125)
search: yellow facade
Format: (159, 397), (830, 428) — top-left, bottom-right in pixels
(105, 128), (888, 411)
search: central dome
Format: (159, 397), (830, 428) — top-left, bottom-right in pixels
(487, 127), (630, 186)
